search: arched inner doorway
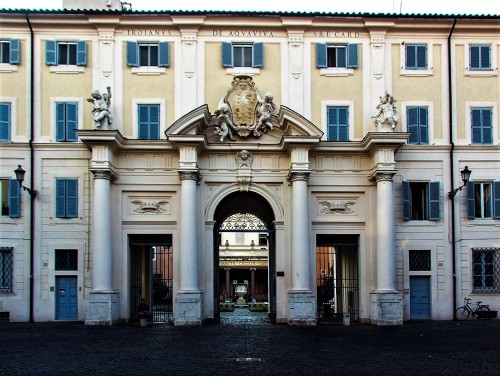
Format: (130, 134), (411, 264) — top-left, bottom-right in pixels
(213, 191), (276, 324)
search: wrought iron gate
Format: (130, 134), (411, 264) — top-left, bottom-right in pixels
(130, 235), (173, 324)
(316, 235), (359, 323)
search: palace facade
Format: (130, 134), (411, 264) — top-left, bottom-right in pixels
(0, 0), (499, 325)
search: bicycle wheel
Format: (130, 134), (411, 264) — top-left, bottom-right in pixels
(455, 307), (470, 320)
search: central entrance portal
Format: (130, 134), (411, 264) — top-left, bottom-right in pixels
(213, 191), (276, 324)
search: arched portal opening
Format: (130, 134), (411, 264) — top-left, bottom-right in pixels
(213, 191), (276, 324)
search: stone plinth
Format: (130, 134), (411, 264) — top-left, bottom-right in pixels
(85, 291), (120, 325)
(288, 291), (316, 325)
(370, 291), (403, 325)
(174, 291), (203, 326)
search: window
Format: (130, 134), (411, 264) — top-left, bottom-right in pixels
(55, 249), (78, 271)
(0, 102), (11, 142)
(56, 178), (78, 218)
(46, 40), (86, 66)
(0, 179), (20, 218)
(138, 104), (160, 140)
(222, 42), (263, 68)
(472, 248), (499, 293)
(0, 247), (13, 293)
(258, 234), (267, 246)
(406, 107), (428, 145)
(316, 43), (358, 69)
(56, 102), (78, 142)
(470, 45), (491, 70)
(402, 181), (440, 221)
(0, 39), (19, 65)
(471, 108), (492, 145)
(327, 106), (349, 141)
(126, 41), (170, 67)
(409, 250), (431, 271)
(405, 44), (427, 70)
(467, 181), (500, 219)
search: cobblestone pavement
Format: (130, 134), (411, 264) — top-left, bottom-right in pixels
(1, 312), (500, 376)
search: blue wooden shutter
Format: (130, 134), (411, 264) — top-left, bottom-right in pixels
(252, 42), (264, 68)
(480, 45), (490, 69)
(56, 178), (66, 218)
(428, 181), (440, 221)
(347, 43), (358, 68)
(66, 103), (78, 142)
(9, 38), (20, 64)
(138, 105), (150, 139)
(126, 41), (139, 67)
(471, 109), (481, 144)
(327, 107), (338, 141)
(405, 45), (416, 68)
(316, 43), (327, 68)
(493, 181), (500, 219)
(403, 181), (410, 221)
(56, 103), (66, 141)
(338, 107), (349, 141)
(0, 103), (11, 142)
(149, 105), (160, 140)
(407, 107), (419, 144)
(222, 42), (233, 67)
(46, 40), (57, 65)
(158, 41), (170, 67)
(481, 109), (492, 144)
(8, 178), (20, 218)
(76, 40), (87, 66)
(467, 181), (475, 219)
(419, 107), (428, 144)
(66, 179), (78, 218)
(470, 45), (480, 68)
(416, 45), (427, 68)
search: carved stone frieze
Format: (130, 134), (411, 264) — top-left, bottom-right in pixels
(130, 199), (171, 214)
(319, 200), (356, 215)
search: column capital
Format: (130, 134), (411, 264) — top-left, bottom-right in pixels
(371, 170), (396, 183)
(287, 170), (311, 183)
(178, 170), (200, 182)
(90, 169), (115, 180)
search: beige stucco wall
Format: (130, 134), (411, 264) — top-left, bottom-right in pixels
(121, 42), (175, 137)
(310, 43), (364, 139)
(204, 42), (281, 113)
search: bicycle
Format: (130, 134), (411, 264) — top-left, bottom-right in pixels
(455, 297), (490, 320)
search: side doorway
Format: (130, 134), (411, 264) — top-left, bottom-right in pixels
(409, 276), (431, 319)
(55, 276), (78, 320)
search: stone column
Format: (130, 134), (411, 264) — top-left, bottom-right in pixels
(174, 170), (203, 325)
(370, 171), (403, 325)
(225, 268), (231, 301)
(250, 268), (256, 299)
(287, 167), (315, 325)
(85, 169), (119, 325)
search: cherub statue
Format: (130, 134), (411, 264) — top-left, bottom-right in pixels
(87, 87), (112, 130)
(214, 103), (236, 142)
(372, 91), (399, 131)
(253, 91), (276, 137)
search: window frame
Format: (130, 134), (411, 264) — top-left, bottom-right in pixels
(0, 247), (13, 293)
(404, 105), (430, 145)
(49, 98), (83, 143)
(316, 43), (358, 76)
(469, 44), (491, 70)
(55, 178), (79, 219)
(320, 101), (355, 141)
(1, 178), (20, 218)
(55, 102), (79, 142)
(467, 181), (500, 220)
(472, 248), (499, 293)
(46, 40), (86, 73)
(400, 42), (433, 76)
(464, 103), (498, 146)
(402, 181), (441, 221)
(465, 43), (497, 76)
(132, 99), (166, 140)
(222, 41), (263, 74)
(0, 38), (19, 65)
(326, 106), (349, 142)
(0, 102), (11, 142)
(126, 40), (170, 74)
(470, 108), (493, 145)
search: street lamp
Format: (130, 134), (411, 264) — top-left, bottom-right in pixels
(448, 166), (471, 199)
(14, 165), (38, 198)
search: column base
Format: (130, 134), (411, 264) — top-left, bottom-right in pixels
(370, 291), (403, 326)
(85, 291), (120, 325)
(287, 290), (316, 325)
(174, 290), (203, 326)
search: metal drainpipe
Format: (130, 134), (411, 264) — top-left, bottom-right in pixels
(25, 13), (35, 323)
(448, 18), (457, 320)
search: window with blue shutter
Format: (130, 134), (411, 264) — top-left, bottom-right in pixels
(253, 42), (264, 68)
(222, 41), (233, 67)
(468, 181), (498, 219)
(317, 43), (358, 69)
(138, 104), (160, 140)
(327, 106), (349, 141)
(46, 40), (57, 65)
(8, 179), (20, 218)
(9, 38), (19, 64)
(55, 102), (78, 142)
(56, 178), (78, 218)
(403, 181), (440, 221)
(347, 44), (358, 68)
(0, 102), (11, 142)
(316, 43), (327, 68)
(158, 41), (170, 67)
(470, 45), (491, 70)
(46, 40), (86, 66)
(406, 44), (427, 69)
(471, 108), (492, 145)
(127, 41), (139, 66)
(222, 42), (264, 68)
(127, 41), (170, 67)
(76, 40), (87, 66)
(407, 106), (428, 145)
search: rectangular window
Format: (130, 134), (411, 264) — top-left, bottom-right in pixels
(472, 248), (499, 293)
(138, 104), (160, 140)
(409, 250), (431, 271)
(402, 181), (440, 221)
(55, 102), (78, 142)
(0, 102), (11, 142)
(327, 106), (349, 141)
(406, 107), (428, 145)
(222, 42), (264, 68)
(316, 43), (358, 69)
(0, 39), (19, 64)
(55, 249), (78, 271)
(470, 45), (491, 70)
(0, 179), (20, 218)
(0, 247), (13, 293)
(56, 178), (78, 218)
(126, 41), (169, 67)
(258, 234), (267, 246)
(467, 181), (500, 220)
(46, 40), (86, 66)
(405, 44), (427, 70)
(471, 108), (492, 145)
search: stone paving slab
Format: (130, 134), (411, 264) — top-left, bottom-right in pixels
(1, 318), (499, 375)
